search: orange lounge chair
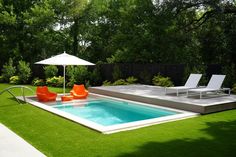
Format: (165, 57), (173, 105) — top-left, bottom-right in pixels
(70, 84), (88, 99)
(36, 86), (57, 102)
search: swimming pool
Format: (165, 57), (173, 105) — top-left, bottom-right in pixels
(53, 99), (178, 126)
(23, 93), (197, 134)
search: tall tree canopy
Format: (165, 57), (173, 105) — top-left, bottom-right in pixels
(0, 0), (235, 67)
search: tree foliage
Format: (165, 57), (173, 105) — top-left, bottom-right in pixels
(0, 0), (235, 77)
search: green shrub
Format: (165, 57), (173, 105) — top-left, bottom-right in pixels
(32, 77), (45, 86)
(222, 64), (236, 87)
(139, 71), (152, 84)
(102, 77), (137, 86)
(113, 79), (128, 85)
(46, 76), (64, 87)
(75, 66), (90, 84)
(1, 58), (16, 82)
(17, 60), (31, 84)
(152, 74), (174, 87)
(66, 81), (74, 88)
(184, 64), (207, 86)
(112, 65), (122, 81)
(89, 67), (102, 86)
(44, 65), (58, 78)
(9, 76), (21, 84)
(126, 76), (138, 84)
(66, 66), (76, 87)
(85, 80), (91, 88)
(66, 66), (89, 86)
(0, 75), (4, 83)
(102, 80), (112, 86)
(232, 84), (236, 94)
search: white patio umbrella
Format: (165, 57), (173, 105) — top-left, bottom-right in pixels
(35, 51), (95, 94)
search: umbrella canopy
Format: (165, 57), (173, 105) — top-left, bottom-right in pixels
(35, 52), (94, 66)
(35, 51), (95, 94)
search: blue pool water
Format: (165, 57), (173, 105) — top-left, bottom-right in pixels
(53, 99), (179, 126)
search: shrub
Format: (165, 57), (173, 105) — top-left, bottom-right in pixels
(46, 76), (64, 87)
(66, 66), (76, 87)
(0, 75), (4, 83)
(102, 77), (137, 86)
(75, 66), (90, 84)
(1, 58), (16, 82)
(139, 70), (152, 84)
(66, 66), (89, 86)
(152, 74), (174, 87)
(9, 76), (20, 84)
(89, 67), (102, 86)
(102, 80), (112, 86)
(113, 79), (128, 85)
(126, 76), (138, 84)
(17, 60), (31, 84)
(112, 65), (122, 81)
(66, 81), (74, 88)
(184, 64), (207, 86)
(85, 80), (91, 88)
(222, 64), (236, 88)
(32, 77), (45, 86)
(44, 65), (58, 79)
(232, 83), (236, 94)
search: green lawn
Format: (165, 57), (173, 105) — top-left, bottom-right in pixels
(0, 83), (236, 157)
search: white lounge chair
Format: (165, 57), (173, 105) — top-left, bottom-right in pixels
(187, 74), (230, 99)
(165, 74), (202, 96)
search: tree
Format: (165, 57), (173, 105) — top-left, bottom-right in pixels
(0, 0), (235, 76)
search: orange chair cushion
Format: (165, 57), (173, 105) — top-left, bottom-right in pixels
(36, 86), (57, 102)
(70, 84), (88, 99)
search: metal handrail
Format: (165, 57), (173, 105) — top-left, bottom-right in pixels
(0, 85), (34, 104)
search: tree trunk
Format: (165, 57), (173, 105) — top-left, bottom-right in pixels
(72, 17), (79, 55)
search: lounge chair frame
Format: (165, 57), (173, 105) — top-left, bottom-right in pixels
(187, 75), (230, 99)
(165, 74), (202, 96)
(187, 87), (231, 99)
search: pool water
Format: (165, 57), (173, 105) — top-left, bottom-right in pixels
(53, 99), (179, 126)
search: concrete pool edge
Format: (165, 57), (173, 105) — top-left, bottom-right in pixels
(17, 94), (198, 134)
(89, 85), (236, 114)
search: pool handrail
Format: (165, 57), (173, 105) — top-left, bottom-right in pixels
(0, 85), (34, 104)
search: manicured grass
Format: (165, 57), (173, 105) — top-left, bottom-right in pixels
(0, 83), (236, 157)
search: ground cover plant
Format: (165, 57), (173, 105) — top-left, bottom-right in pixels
(0, 83), (236, 157)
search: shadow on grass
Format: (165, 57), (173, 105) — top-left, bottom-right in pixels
(116, 120), (236, 157)
(8, 97), (27, 104)
(0, 97), (23, 108)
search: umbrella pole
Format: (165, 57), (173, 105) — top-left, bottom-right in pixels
(63, 65), (66, 95)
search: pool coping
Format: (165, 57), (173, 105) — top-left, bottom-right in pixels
(89, 85), (236, 114)
(17, 94), (198, 134)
